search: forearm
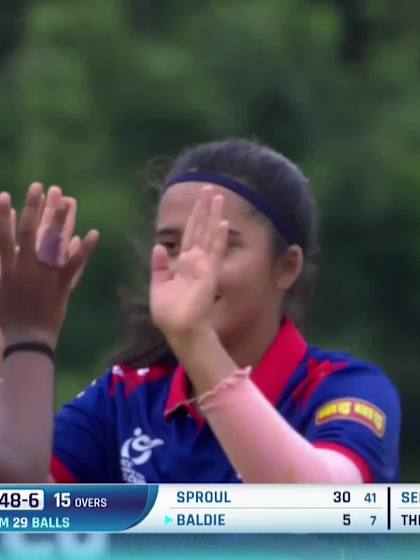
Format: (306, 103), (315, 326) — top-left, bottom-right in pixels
(168, 327), (238, 396)
(198, 371), (362, 483)
(0, 184), (98, 482)
(170, 329), (361, 483)
(0, 352), (54, 482)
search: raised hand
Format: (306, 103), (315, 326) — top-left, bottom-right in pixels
(150, 186), (228, 341)
(0, 182), (99, 348)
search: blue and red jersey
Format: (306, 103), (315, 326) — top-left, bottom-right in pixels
(51, 319), (400, 483)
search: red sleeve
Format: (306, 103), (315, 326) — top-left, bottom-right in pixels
(50, 455), (78, 483)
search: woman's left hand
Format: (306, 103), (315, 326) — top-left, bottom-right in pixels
(0, 183), (99, 348)
(150, 186), (228, 343)
(0, 185), (80, 355)
(1, 185), (85, 291)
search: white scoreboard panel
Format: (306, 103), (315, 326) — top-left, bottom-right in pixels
(132, 485), (389, 533)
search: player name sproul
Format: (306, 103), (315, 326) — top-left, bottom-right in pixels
(176, 490), (232, 503)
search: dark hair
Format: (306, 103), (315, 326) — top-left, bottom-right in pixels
(110, 138), (319, 368)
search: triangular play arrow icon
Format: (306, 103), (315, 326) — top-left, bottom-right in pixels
(164, 515), (173, 525)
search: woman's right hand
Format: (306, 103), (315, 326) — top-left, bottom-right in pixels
(0, 182), (99, 348)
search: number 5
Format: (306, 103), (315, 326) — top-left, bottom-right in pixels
(343, 513), (351, 526)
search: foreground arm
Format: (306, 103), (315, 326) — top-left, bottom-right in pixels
(0, 184), (99, 482)
(0, 349), (55, 482)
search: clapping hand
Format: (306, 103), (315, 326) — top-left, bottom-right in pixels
(150, 186), (228, 343)
(0, 183), (99, 348)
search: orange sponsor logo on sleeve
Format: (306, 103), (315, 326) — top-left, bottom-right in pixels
(315, 398), (386, 437)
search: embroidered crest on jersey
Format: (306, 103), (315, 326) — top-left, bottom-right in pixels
(120, 427), (164, 483)
(315, 398), (386, 437)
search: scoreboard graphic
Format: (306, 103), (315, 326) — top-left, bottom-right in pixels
(0, 485), (418, 533)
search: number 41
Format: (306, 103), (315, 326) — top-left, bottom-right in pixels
(364, 492), (376, 503)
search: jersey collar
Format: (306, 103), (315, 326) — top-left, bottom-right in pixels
(164, 317), (308, 425)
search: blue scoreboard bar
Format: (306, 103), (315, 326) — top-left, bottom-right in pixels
(0, 485), (418, 533)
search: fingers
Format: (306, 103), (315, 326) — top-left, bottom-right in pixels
(61, 197), (77, 261)
(66, 236), (83, 291)
(18, 182), (45, 262)
(210, 220), (229, 264)
(1, 183), (98, 295)
(181, 186), (227, 262)
(37, 186), (78, 265)
(51, 194), (77, 264)
(180, 198), (200, 252)
(0, 192), (15, 273)
(202, 194), (225, 252)
(10, 208), (16, 245)
(151, 244), (172, 285)
(36, 186), (62, 250)
(60, 229), (100, 289)
(67, 235), (81, 259)
(181, 186), (213, 252)
(190, 187), (213, 248)
(38, 198), (70, 266)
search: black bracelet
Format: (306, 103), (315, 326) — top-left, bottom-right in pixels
(3, 341), (54, 361)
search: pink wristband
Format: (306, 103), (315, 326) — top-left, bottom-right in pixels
(196, 367), (252, 411)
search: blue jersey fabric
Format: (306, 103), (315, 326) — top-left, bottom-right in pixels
(52, 319), (400, 483)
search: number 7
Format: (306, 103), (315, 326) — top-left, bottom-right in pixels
(370, 515), (376, 526)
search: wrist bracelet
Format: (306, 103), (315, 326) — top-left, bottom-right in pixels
(3, 342), (54, 361)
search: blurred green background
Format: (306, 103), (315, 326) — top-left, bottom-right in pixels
(1, 0), (419, 479)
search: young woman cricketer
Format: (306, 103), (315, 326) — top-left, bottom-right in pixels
(0, 139), (400, 483)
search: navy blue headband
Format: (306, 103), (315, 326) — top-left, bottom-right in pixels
(164, 171), (295, 245)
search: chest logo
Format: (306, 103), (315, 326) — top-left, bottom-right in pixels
(120, 427), (164, 483)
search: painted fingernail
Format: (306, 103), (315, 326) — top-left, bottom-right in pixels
(38, 231), (63, 265)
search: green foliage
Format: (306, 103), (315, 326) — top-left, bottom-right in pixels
(1, 0), (419, 477)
